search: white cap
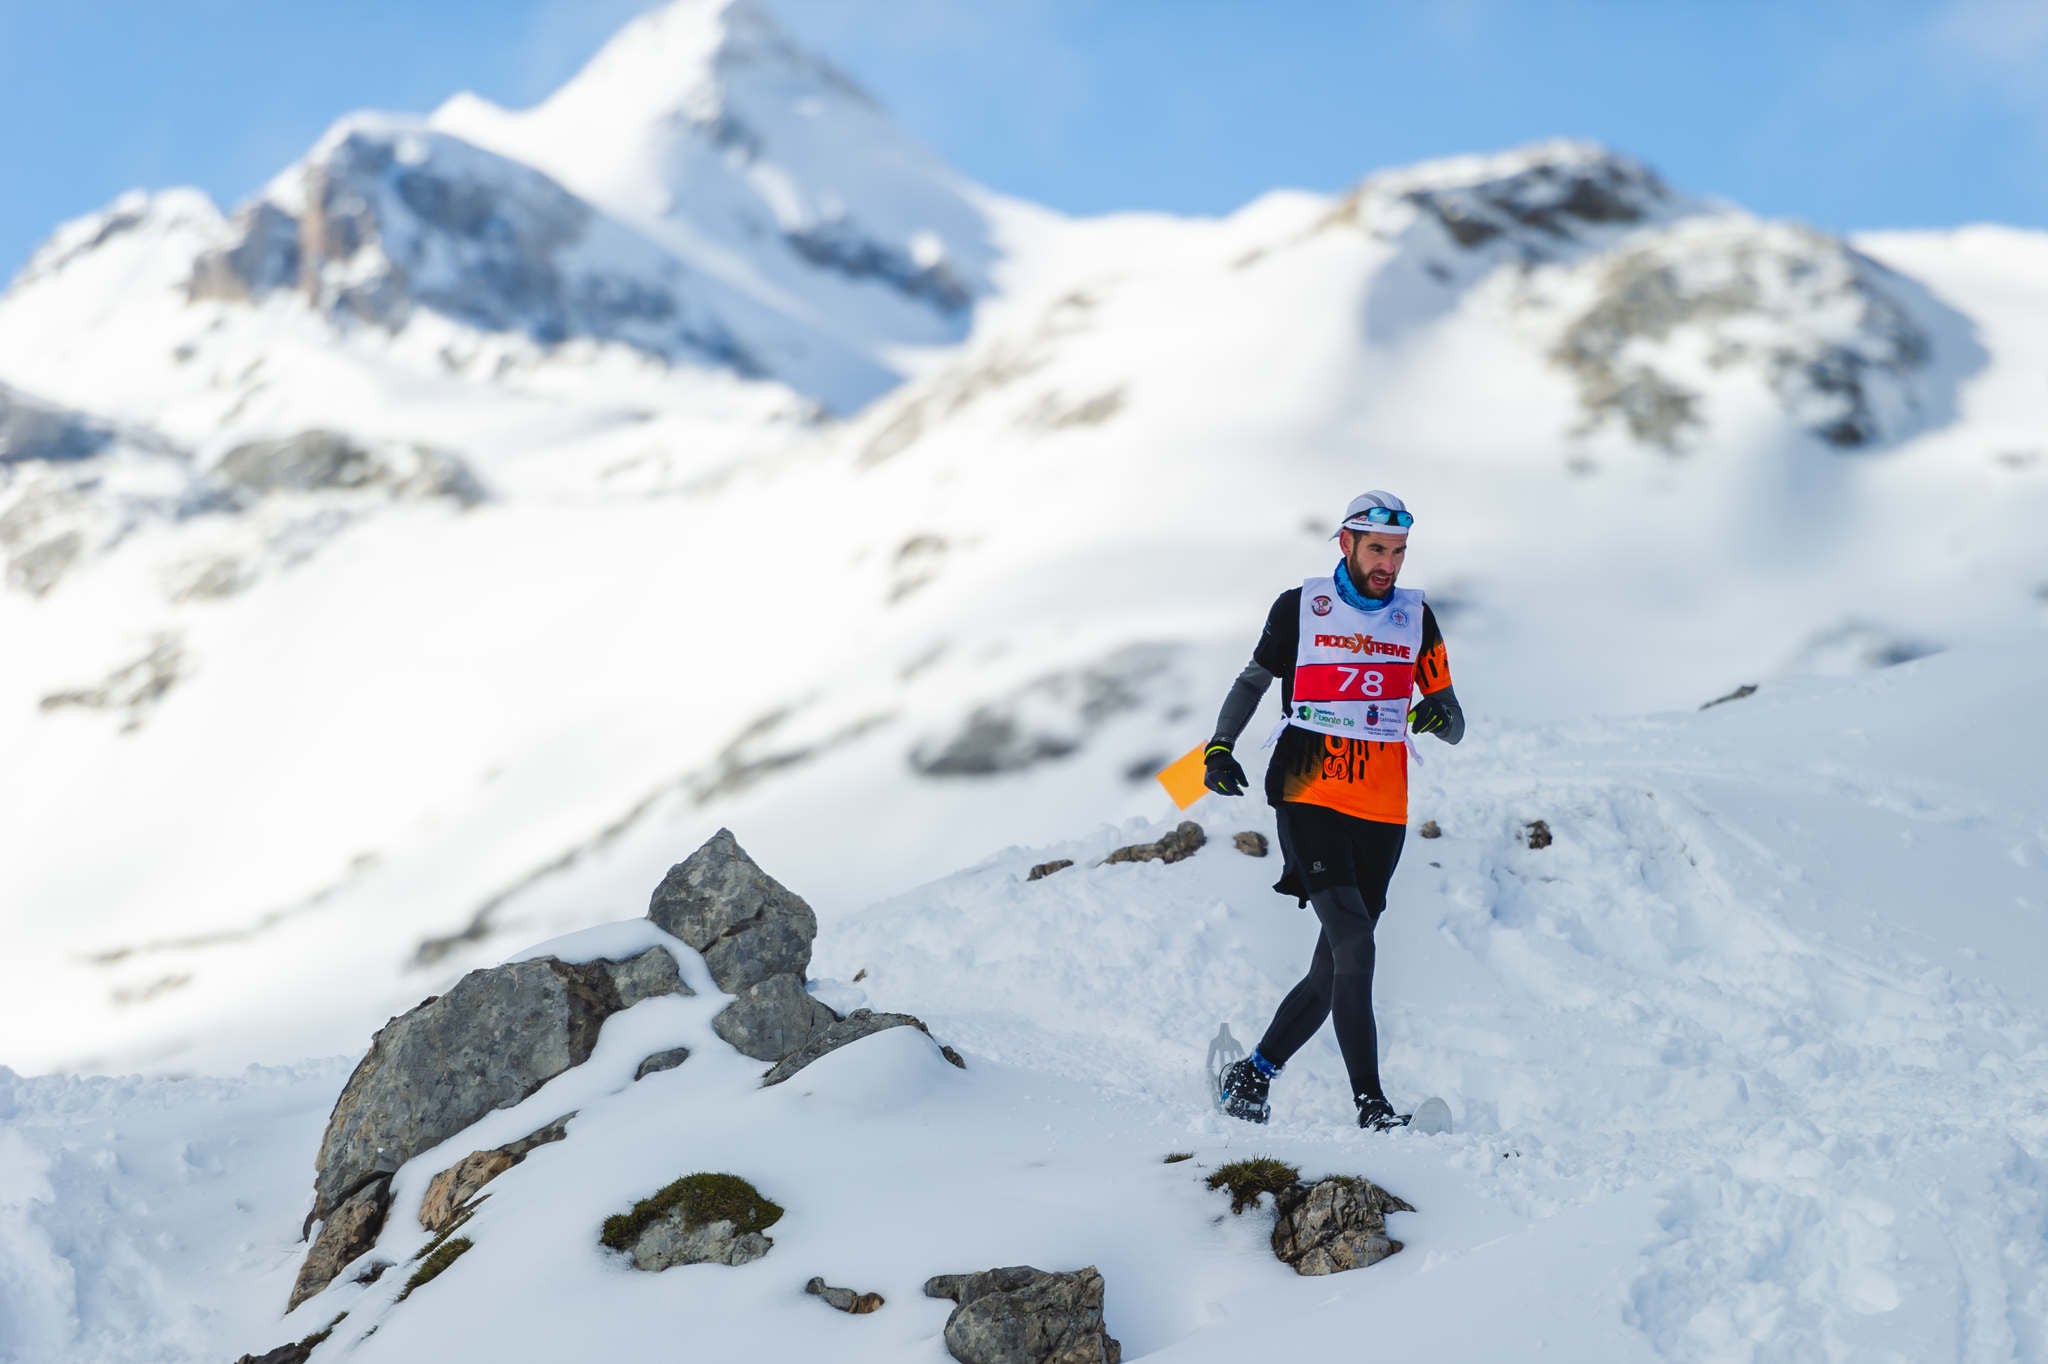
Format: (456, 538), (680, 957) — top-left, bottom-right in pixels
(1331, 489), (1412, 539)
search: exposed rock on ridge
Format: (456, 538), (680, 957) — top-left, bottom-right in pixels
(292, 946), (686, 1304)
(1548, 220), (1936, 450)
(645, 827), (847, 1061)
(189, 121), (756, 372)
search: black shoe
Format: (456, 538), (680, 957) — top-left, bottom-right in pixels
(1355, 1094), (1411, 1132)
(1218, 1057), (1271, 1124)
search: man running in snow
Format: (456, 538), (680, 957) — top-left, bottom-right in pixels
(1204, 490), (1464, 1131)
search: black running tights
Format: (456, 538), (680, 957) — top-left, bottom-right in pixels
(1256, 883), (1388, 1104)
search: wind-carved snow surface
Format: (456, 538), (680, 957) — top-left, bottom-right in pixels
(4, 640), (2047, 1363)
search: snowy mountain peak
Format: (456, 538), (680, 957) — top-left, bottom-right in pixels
(521, 0), (877, 129)
(5, 188), (224, 297)
(1322, 139), (1683, 253)
(432, 0), (1000, 336)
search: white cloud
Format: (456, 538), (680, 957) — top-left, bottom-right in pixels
(1930, 0), (2048, 125)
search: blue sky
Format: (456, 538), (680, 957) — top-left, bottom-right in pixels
(2, 0), (2044, 281)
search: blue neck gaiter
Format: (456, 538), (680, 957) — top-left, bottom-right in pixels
(1333, 558), (1390, 612)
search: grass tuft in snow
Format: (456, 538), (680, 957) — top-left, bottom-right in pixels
(399, 1238), (472, 1299)
(413, 1206), (477, 1265)
(599, 1172), (784, 1252)
(1205, 1157), (1301, 1214)
(1162, 1152), (1194, 1164)
(300, 1312), (347, 1350)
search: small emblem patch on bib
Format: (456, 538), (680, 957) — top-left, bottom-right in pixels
(1311, 595), (1334, 616)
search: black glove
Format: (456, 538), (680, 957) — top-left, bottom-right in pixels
(1203, 741), (1249, 796)
(1410, 691), (1462, 743)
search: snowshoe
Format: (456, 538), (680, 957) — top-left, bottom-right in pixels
(1217, 1056), (1271, 1125)
(1355, 1094), (1411, 1132)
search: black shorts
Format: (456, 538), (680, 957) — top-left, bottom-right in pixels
(1271, 801), (1406, 909)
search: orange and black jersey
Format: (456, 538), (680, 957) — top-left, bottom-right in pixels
(1251, 587), (1453, 826)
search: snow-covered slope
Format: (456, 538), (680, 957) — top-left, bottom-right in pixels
(4, 131), (2048, 1074)
(1, 1), (2046, 1083)
(6, 638), (2045, 1363)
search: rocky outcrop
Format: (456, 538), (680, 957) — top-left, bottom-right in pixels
(1026, 859), (1073, 882)
(1269, 1175), (1414, 1276)
(1547, 220), (1935, 451)
(1308, 144), (1674, 258)
(0, 396), (196, 598)
(806, 1276), (885, 1313)
(0, 381), (118, 464)
(1397, 152), (1666, 250)
(289, 1178), (390, 1309)
(418, 1114), (573, 1235)
(212, 430), (485, 505)
(186, 121), (757, 374)
(909, 644), (1181, 776)
(648, 829), (837, 1062)
(923, 1266), (1121, 1364)
(1101, 822), (1204, 867)
(648, 828), (816, 992)
(762, 1008), (965, 1086)
(37, 634), (185, 732)
(787, 220), (970, 313)
(295, 947), (684, 1304)
(712, 974), (838, 1063)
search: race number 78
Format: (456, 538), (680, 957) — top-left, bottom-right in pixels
(1336, 666), (1384, 697)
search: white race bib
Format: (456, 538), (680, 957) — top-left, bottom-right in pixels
(1286, 582), (1425, 743)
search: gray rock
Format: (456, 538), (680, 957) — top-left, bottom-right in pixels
(290, 1176), (388, 1309)
(312, 956), (631, 1222)
(297, 949), (686, 1302)
(647, 828), (818, 993)
(1231, 832), (1268, 857)
(0, 382), (117, 464)
(923, 1265), (1121, 1364)
(634, 1046), (692, 1080)
(1026, 859), (1073, 882)
(787, 220), (971, 314)
(627, 1217), (772, 1271)
(712, 974), (838, 1062)
(1269, 1175), (1415, 1276)
(213, 430), (484, 505)
(806, 1275), (884, 1313)
(1700, 682), (1759, 711)
(910, 645), (1178, 777)
(606, 947), (688, 1008)
(762, 1009), (960, 1086)
(1101, 822), (1205, 867)
(417, 1113), (573, 1235)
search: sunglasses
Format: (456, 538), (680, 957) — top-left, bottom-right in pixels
(1343, 507), (1414, 529)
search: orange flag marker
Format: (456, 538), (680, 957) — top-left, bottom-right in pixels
(1155, 742), (1209, 811)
